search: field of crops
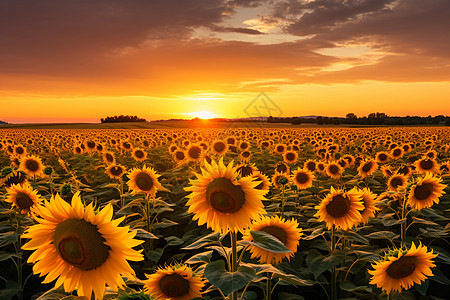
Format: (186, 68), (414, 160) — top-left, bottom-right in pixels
(0, 127), (449, 300)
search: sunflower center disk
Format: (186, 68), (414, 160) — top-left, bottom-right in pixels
(326, 195), (351, 218)
(414, 183), (432, 200)
(54, 218), (109, 270)
(111, 167), (123, 176)
(329, 165), (339, 174)
(420, 159), (433, 170)
(206, 178), (245, 213)
(379, 154), (387, 161)
(276, 164), (287, 173)
(135, 172), (154, 191)
(188, 147), (201, 159)
(25, 160), (39, 172)
(307, 162), (316, 171)
(260, 226), (287, 244)
(390, 177), (403, 189)
(386, 256), (417, 279)
(159, 273), (190, 298)
(296, 172), (309, 184)
(15, 192), (33, 210)
(286, 153), (295, 161)
(135, 150), (144, 158)
(362, 162), (372, 173)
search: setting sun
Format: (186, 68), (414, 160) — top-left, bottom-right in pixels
(191, 111), (217, 119)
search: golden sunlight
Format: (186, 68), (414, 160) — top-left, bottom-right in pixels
(191, 111), (217, 119)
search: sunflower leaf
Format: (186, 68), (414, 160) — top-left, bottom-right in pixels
(204, 260), (257, 295)
(182, 232), (221, 250)
(242, 230), (291, 253)
(185, 250), (213, 264)
(306, 249), (345, 279)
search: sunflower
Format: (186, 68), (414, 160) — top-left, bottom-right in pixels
(291, 168), (315, 190)
(236, 163), (258, 177)
(369, 243), (437, 294)
(132, 148), (147, 162)
(358, 159), (378, 178)
(243, 216), (302, 264)
(239, 150), (252, 162)
(414, 157), (439, 174)
(211, 140), (228, 156)
(144, 264), (204, 300)
(185, 158), (266, 233)
(275, 161), (290, 174)
(102, 151), (116, 165)
(283, 151), (298, 164)
(127, 166), (167, 197)
(13, 144), (27, 157)
(407, 173), (447, 210)
(317, 162), (326, 173)
(376, 151), (390, 163)
(343, 154), (355, 166)
(173, 150), (187, 164)
(19, 155), (45, 177)
(21, 192), (144, 300)
(184, 144), (203, 162)
(105, 164), (127, 180)
(387, 173), (408, 191)
(396, 165), (412, 177)
(120, 140), (133, 152)
(272, 172), (290, 189)
(5, 183), (42, 214)
(381, 166), (394, 177)
(390, 147), (404, 159)
(314, 187), (364, 230)
(0, 170), (28, 188)
(355, 187), (379, 225)
(251, 171), (271, 194)
(274, 143), (287, 155)
(325, 162), (344, 179)
(304, 160), (317, 172)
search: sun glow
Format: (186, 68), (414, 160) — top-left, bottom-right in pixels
(191, 111), (217, 119)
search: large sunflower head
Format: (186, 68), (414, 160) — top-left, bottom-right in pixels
(369, 243), (437, 294)
(19, 155), (45, 177)
(314, 187), (364, 230)
(407, 173), (447, 210)
(291, 168), (315, 190)
(185, 158), (266, 233)
(21, 192), (144, 300)
(144, 264), (204, 300)
(243, 216), (302, 265)
(414, 157), (439, 174)
(5, 183), (42, 214)
(127, 165), (166, 197)
(358, 159), (378, 178)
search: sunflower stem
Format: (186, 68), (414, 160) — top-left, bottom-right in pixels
(330, 225), (337, 300)
(16, 216), (23, 300)
(400, 193), (408, 246)
(266, 273), (272, 300)
(230, 231), (238, 300)
(281, 184), (285, 218)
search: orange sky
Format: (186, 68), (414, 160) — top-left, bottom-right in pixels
(1, 0), (449, 123)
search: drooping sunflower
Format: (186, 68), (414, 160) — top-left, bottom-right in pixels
(407, 173), (447, 210)
(185, 158), (266, 233)
(105, 164), (127, 180)
(144, 264), (204, 300)
(272, 172), (290, 189)
(131, 148), (147, 162)
(127, 166), (167, 197)
(19, 155), (45, 177)
(283, 151), (298, 164)
(369, 243), (437, 294)
(0, 170), (28, 188)
(381, 166), (394, 177)
(396, 165), (412, 177)
(387, 173), (408, 191)
(314, 187), (364, 230)
(358, 159), (378, 178)
(5, 183), (42, 214)
(325, 162), (344, 179)
(275, 161), (290, 174)
(291, 168), (315, 190)
(355, 187), (379, 225)
(102, 151), (116, 165)
(414, 157), (439, 174)
(21, 192), (144, 300)
(243, 216), (302, 264)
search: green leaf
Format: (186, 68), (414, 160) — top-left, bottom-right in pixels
(414, 279), (429, 296)
(276, 292), (305, 300)
(382, 218), (406, 227)
(366, 231), (399, 240)
(0, 281), (20, 299)
(241, 263), (312, 286)
(185, 250), (213, 264)
(343, 231), (369, 245)
(182, 232), (221, 250)
(0, 251), (22, 262)
(204, 260), (256, 295)
(306, 249), (345, 279)
(411, 217), (439, 226)
(302, 227), (324, 241)
(146, 248), (163, 262)
(134, 229), (158, 240)
(354, 250), (379, 261)
(239, 230), (291, 253)
(430, 268), (450, 285)
(152, 218), (178, 230)
(165, 236), (184, 246)
(339, 280), (373, 293)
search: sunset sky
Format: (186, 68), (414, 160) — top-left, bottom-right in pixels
(1, 0), (449, 123)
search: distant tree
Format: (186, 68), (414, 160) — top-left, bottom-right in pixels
(101, 115), (146, 123)
(346, 113), (357, 119)
(445, 118), (450, 126)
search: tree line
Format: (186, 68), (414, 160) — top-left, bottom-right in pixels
(100, 115), (146, 123)
(267, 113), (450, 126)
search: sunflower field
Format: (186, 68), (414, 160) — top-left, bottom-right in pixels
(0, 127), (449, 300)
